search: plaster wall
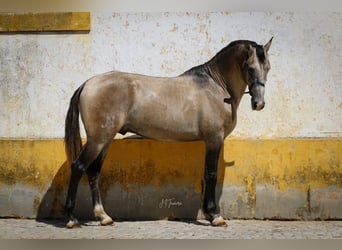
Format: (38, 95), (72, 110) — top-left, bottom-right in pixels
(0, 12), (341, 220)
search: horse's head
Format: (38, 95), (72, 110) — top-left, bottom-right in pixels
(244, 37), (273, 111)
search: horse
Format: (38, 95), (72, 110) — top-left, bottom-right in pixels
(64, 38), (273, 228)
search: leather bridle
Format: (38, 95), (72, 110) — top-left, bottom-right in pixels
(244, 65), (265, 95)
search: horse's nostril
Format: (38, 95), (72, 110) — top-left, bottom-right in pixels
(252, 101), (265, 111)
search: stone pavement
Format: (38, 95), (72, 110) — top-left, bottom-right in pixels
(0, 218), (342, 239)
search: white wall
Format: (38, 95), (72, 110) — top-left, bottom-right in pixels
(1, 12), (341, 138)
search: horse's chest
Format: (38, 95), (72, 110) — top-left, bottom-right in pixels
(222, 103), (237, 137)
(199, 100), (235, 136)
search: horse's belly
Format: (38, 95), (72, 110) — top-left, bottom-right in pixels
(125, 114), (202, 141)
(133, 128), (201, 141)
(124, 100), (202, 141)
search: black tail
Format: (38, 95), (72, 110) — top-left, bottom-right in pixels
(64, 84), (85, 165)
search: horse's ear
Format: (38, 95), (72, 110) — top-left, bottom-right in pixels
(264, 37), (273, 53)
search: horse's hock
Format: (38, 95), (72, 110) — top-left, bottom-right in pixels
(0, 138), (341, 220)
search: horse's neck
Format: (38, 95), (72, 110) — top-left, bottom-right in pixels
(207, 55), (247, 109)
(227, 75), (247, 108)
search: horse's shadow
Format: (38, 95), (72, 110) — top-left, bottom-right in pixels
(36, 140), (226, 228)
(35, 161), (71, 227)
(36, 160), (97, 227)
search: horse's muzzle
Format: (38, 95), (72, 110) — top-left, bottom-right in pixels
(252, 101), (265, 111)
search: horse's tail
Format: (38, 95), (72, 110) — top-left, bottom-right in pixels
(64, 83), (85, 165)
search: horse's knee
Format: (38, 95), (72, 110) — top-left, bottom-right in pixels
(205, 171), (217, 180)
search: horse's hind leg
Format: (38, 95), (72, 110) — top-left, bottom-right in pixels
(65, 140), (106, 228)
(86, 142), (113, 226)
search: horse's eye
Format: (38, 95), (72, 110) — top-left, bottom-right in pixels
(248, 67), (256, 75)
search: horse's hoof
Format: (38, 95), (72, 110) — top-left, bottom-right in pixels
(100, 216), (114, 226)
(66, 220), (80, 228)
(211, 216), (228, 227)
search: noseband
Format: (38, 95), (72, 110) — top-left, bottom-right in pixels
(224, 65), (266, 105)
(244, 66), (265, 95)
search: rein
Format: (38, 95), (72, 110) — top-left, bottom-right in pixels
(244, 66), (265, 95)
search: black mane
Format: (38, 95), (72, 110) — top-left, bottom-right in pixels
(181, 40), (265, 83)
(213, 40), (265, 63)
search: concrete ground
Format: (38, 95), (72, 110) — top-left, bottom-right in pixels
(0, 218), (341, 239)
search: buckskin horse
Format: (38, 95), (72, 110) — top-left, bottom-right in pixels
(64, 38), (273, 228)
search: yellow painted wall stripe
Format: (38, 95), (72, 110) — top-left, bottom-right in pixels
(0, 12), (90, 33)
(0, 139), (207, 192)
(224, 138), (342, 191)
(0, 138), (340, 191)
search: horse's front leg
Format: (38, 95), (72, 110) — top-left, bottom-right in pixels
(203, 143), (227, 227)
